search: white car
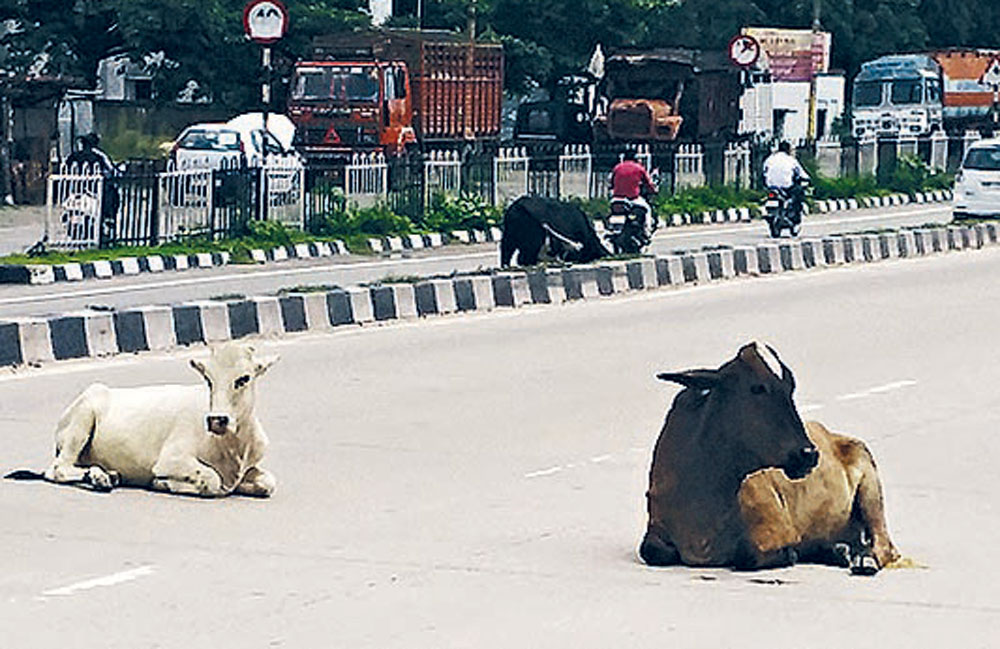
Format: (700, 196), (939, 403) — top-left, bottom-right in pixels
(954, 139), (1000, 218)
(170, 124), (246, 169)
(171, 115), (299, 170)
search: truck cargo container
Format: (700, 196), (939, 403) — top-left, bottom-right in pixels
(853, 50), (999, 138)
(289, 29), (503, 156)
(514, 48), (742, 144)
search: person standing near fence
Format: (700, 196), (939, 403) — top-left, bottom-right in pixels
(66, 134), (119, 246)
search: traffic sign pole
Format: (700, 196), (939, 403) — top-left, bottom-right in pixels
(262, 46), (272, 143)
(244, 0), (289, 163)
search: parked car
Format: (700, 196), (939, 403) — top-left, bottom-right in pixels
(171, 114), (299, 169)
(953, 139), (1000, 218)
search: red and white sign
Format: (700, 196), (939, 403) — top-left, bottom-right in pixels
(243, 0), (289, 44)
(980, 57), (1000, 88)
(742, 27), (831, 82)
(728, 34), (761, 68)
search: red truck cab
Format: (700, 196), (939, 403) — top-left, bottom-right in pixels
(288, 61), (417, 156)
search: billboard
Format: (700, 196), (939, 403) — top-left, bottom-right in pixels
(742, 27), (831, 82)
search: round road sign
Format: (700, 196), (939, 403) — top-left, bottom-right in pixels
(728, 34), (761, 68)
(243, 0), (289, 44)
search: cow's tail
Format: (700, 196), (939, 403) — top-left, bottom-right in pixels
(5, 469), (45, 481)
(541, 223), (583, 252)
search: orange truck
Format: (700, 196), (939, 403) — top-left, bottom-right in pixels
(288, 29), (503, 157)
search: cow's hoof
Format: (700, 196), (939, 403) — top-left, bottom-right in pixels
(832, 543), (852, 568)
(639, 531), (680, 566)
(84, 467), (115, 492)
(850, 552), (880, 576)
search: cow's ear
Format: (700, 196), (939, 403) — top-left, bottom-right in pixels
(656, 370), (719, 390)
(254, 354), (280, 377)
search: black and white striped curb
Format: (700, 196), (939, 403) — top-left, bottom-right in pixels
(248, 240), (349, 263)
(2, 220), (997, 369)
(366, 227), (503, 253)
(0, 252), (232, 286)
(650, 189), (953, 228)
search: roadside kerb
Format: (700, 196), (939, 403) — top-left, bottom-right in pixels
(6, 218), (1000, 369)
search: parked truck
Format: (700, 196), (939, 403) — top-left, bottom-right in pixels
(853, 50), (1000, 138)
(514, 48), (742, 144)
(288, 29), (504, 157)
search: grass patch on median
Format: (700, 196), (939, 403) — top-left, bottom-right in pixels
(0, 220), (381, 267)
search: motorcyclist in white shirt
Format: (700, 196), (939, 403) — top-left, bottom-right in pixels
(763, 141), (810, 224)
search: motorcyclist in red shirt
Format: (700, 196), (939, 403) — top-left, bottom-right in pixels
(609, 149), (657, 241)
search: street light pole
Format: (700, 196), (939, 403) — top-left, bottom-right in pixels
(807, 0), (822, 142)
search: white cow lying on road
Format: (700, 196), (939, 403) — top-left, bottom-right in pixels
(9, 343), (279, 498)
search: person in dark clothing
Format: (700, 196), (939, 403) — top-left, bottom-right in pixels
(65, 134), (118, 245)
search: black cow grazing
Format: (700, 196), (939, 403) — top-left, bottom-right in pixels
(640, 342), (899, 575)
(499, 196), (609, 267)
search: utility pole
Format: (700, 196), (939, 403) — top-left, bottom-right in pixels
(806, 0), (822, 142)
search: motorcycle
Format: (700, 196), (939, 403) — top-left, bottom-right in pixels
(763, 179), (809, 238)
(604, 197), (652, 255)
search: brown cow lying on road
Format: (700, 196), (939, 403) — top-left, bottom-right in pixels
(639, 342), (899, 575)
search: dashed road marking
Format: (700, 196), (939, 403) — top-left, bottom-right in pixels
(836, 380), (917, 402)
(39, 565), (155, 599)
(524, 467), (563, 479)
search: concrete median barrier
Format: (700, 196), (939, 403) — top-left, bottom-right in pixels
(8, 206), (1000, 368)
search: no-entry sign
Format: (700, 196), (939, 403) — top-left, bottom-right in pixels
(243, 0), (289, 44)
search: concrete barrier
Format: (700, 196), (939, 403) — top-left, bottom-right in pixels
(756, 245), (781, 274)
(0, 194), (985, 369)
(778, 243), (805, 271)
(822, 238), (846, 265)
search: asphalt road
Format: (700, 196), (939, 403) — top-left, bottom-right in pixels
(1, 243), (997, 648)
(0, 202), (951, 319)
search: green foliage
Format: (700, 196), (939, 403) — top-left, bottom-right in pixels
(886, 155), (954, 195)
(418, 193), (502, 233)
(653, 185), (765, 218)
(811, 174), (885, 200)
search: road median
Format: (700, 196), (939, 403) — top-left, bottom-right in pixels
(0, 217), (995, 370)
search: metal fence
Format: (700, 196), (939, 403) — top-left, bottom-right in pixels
(45, 133), (967, 250)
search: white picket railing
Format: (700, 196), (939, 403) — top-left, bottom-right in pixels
(424, 150), (462, 201)
(494, 146), (529, 205)
(263, 156), (306, 229)
(45, 163), (105, 248)
(158, 162), (214, 241)
(558, 145), (592, 200)
(674, 144), (706, 189)
(345, 151), (388, 208)
(724, 141), (752, 188)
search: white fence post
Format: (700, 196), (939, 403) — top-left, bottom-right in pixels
(558, 144), (592, 200)
(930, 130), (948, 172)
(45, 162), (105, 249)
(674, 144), (705, 189)
(156, 159), (215, 241)
(493, 146), (529, 205)
(263, 156), (307, 229)
(816, 137), (842, 178)
(346, 152), (388, 209)
(424, 150), (462, 204)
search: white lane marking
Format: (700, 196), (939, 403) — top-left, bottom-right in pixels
(525, 466), (563, 479)
(40, 565), (155, 598)
(0, 205), (948, 309)
(868, 379), (918, 393)
(0, 251), (499, 307)
(798, 403), (825, 413)
(836, 380), (918, 402)
(590, 454), (612, 463)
